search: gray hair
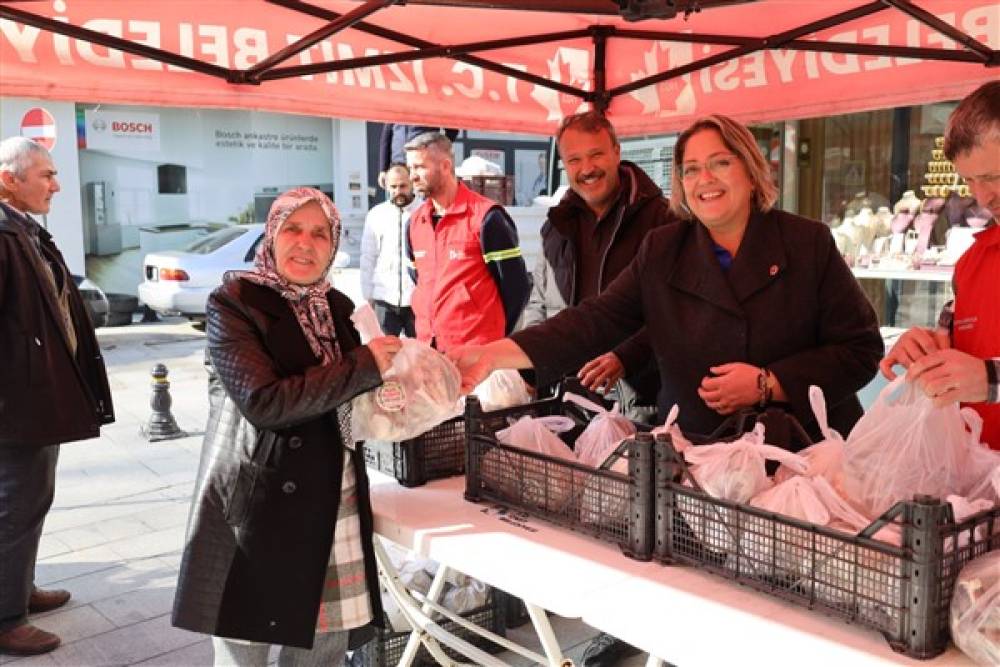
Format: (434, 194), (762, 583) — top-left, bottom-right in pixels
(404, 131), (454, 163)
(0, 137), (51, 180)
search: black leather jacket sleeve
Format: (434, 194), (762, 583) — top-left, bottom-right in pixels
(206, 283), (383, 431)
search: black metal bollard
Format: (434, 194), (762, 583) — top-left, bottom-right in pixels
(140, 363), (186, 442)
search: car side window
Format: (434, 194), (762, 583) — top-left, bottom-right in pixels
(245, 234), (264, 262)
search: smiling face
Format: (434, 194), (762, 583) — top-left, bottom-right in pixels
(680, 128), (753, 236)
(274, 201), (334, 285)
(1, 151), (60, 215)
(558, 126), (621, 218)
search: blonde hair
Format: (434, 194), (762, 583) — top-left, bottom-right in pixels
(670, 114), (778, 219)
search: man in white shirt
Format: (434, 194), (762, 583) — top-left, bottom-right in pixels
(360, 163), (418, 336)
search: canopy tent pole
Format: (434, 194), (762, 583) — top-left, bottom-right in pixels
(884, 0), (995, 63)
(244, 0), (399, 81)
(592, 25), (610, 114)
(610, 0), (890, 99)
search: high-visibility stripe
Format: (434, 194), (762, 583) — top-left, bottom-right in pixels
(482, 247), (522, 263)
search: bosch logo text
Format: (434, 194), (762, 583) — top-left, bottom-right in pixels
(112, 121), (154, 133)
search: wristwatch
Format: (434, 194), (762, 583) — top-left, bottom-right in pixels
(757, 368), (776, 408)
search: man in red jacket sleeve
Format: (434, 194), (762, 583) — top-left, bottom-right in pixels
(881, 80), (1000, 450)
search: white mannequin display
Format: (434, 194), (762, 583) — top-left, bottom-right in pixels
(832, 211), (858, 259)
(845, 207), (878, 256)
(874, 206), (893, 238)
(893, 189), (922, 215)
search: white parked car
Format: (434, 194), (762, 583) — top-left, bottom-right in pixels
(139, 224), (349, 322)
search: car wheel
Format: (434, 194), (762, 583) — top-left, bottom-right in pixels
(190, 320), (206, 332)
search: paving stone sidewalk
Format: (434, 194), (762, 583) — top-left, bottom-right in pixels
(1, 319), (638, 667)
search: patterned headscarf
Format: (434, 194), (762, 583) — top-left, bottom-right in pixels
(239, 187), (343, 366)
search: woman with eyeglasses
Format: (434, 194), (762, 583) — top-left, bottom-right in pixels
(448, 114), (882, 441)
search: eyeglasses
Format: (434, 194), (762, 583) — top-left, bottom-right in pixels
(680, 154), (738, 181)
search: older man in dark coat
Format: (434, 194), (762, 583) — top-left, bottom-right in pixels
(0, 137), (114, 656)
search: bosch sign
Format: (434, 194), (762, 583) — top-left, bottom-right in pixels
(111, 121), (154, 134)
(83, 110), (160, 152)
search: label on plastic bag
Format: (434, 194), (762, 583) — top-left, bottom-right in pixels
(375, 381), (407, 412)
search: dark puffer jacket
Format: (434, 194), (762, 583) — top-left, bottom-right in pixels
(172, 277), (384, 649)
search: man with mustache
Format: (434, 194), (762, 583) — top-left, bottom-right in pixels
(881, 80), (1000, 450)
(524, 111), (675, 424)
(522, 110), (676, 666)
(404, 131), (530, 352)
(361, 163), (419, 336)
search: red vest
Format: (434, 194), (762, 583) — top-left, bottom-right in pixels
(408, 183), (505, 352)
(953, 224), (1000, 450)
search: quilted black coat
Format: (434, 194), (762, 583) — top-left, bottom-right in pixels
(172, 276), (385, 649)
(512, 208), (883, 441)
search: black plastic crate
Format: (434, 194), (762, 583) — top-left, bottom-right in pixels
(464, 395), (655, 560)
(498, 588), (532, 629)
(351, 589), (507, 666)
(362, 416), (465, 487)
(652, 433), (1000, 660)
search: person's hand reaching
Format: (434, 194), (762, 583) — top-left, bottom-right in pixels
(368, 336), (402, 375)
(447, 345), (495, 394)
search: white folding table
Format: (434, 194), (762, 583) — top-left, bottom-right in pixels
(369, 473), (974, 667)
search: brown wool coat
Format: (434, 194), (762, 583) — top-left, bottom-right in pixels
(0, 202), (114, 447)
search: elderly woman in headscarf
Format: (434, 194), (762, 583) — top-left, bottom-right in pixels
(172, 188), (401, 666)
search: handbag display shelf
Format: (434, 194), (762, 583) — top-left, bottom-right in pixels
(464, 393), (656, 561)
(351, 588), (508, 667)
(363, 416), (466, 488)
(652, 430), (1000, 660)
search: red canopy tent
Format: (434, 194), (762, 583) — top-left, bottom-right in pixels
(1, 0), (996, 135)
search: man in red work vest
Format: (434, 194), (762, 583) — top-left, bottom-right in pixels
(405, 132), (530, 352)
(881, 80), (1000, 450)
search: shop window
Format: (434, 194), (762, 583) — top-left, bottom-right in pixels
(818, 110), (894, 225)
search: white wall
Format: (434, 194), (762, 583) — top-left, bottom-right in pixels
(78, 104), (336, 228)
(333, 119), (370, 266)
(0, 98), (86, 273)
